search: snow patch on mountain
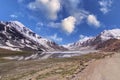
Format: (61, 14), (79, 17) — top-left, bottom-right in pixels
(100, 29), (120, 41)
(0, 21), (67, 51)
(64, 36), (94, 50)
(0, 46), (21, 51)
(65, 28), (120, 50)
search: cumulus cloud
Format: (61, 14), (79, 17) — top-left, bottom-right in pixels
(28, 0), (61, 20)
(87, 14), (100, 27)
(99, 0), (113, 14)
(49, 34), (62, 42)
(61, 16), (76, 34)
(26, 0), (101, 34)
(61, 0), (88, 24)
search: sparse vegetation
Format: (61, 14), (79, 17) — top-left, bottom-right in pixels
(0, 51), (115, 80)
(0, 48), (33, 57)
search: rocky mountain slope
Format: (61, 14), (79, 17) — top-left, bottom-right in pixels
(65, 29), (120, 51)
(0, 21), (66, 51)
(96, 39), (120, 52)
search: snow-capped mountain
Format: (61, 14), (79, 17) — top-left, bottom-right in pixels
(63, 36), (94, 50)
(65, 28), (120, 50)
(0, 21), (66, 51)
(98, 29), (120, 41)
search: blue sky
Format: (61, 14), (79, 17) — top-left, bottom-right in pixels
(0, 0), (120, 44)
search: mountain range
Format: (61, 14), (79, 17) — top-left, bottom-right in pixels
(64, 29), (120, 52)
(0, 21), (120, 52)
(0, 21), (66, 52)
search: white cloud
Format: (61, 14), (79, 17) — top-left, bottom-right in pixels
(61, 16), (76, 34)
(10, 14), (18, 18)
(48, 22), (61, 28)
(87, 14), (100, 27)
(49, 34), (62, 42)
(79, 35), (86, 39)
(27, 0), (101, 34)
(36, 22), (44, 27)
(79, 35), (93, 43)
(73, 10), (89, 25)
(61, 0), (89, 25)
(28, 0), (61, 20)
(99, 0), (113, 14)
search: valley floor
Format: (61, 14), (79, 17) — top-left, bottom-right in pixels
(73, 52), (120, 80)
(0, 52), (119, 80)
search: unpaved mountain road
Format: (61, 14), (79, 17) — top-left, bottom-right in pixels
(72, 53), (120, 80)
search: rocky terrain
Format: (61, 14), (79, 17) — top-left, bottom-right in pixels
(96, 39), (120, 52)
(0, 21), (66, 51)
(0, 52), (115, 80)
(65, 29), (120, 52)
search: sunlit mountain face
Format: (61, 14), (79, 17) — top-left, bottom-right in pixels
(0, 21), (67, 51)
(0, 0), (120, 45)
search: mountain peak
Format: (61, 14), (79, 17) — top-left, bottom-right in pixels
(64, 28), (120, 50)
(0, 21), (67, 51)
(10, 21), (25, 27)
(100, 28), (120, 41)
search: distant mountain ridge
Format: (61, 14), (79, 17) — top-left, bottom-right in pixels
(65, 28), (120, 51)
(0, 21), (67, 51)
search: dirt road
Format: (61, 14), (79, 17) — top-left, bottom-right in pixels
(72, 53), (120, 80)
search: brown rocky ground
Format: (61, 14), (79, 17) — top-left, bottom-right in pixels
(96, 39), (120, 52)
(0, 52), (115, 80)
